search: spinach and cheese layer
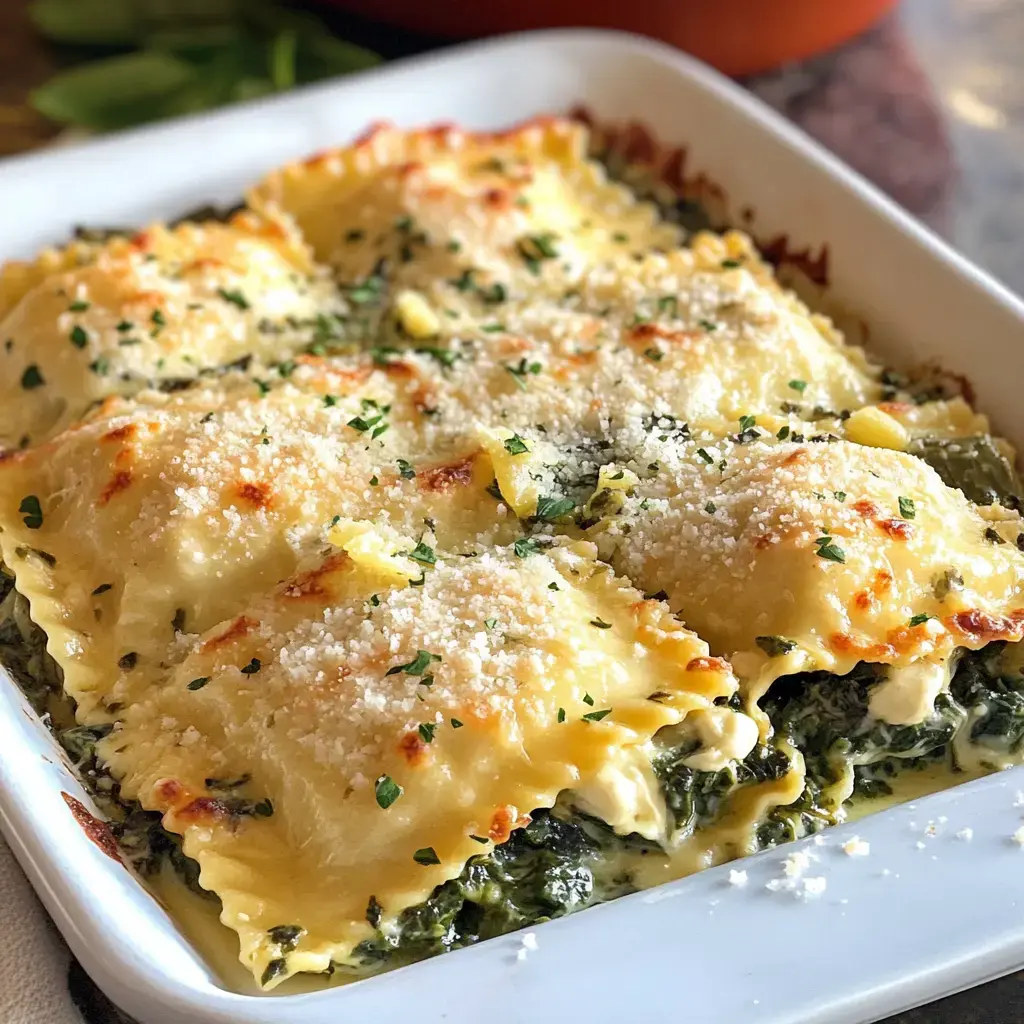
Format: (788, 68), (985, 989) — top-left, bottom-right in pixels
(1, 115), (1023, 989)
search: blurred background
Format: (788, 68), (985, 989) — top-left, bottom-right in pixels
(1, 0), (1022, 295)
(1, 3), (1022, 1023)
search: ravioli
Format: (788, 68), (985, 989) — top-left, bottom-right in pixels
(0, 367), (518, 718)
(248, 118), (680, 292)
(2, 112), (1023, 993)
(0, 212), (343, 447)
(594, 436), (1024, 714)
(100, 540), (737, 987)
(359, 236), (883, 442)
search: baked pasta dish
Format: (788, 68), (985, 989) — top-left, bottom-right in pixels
(3, 116), (1024, 990)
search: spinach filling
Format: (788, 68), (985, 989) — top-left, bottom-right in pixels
(4, 558), (1024, 974)
(949, 642), (1024, 763)
(762, 663), (964, 808)
(351, 809), (647, 969)
(908, 435), (1023, 509)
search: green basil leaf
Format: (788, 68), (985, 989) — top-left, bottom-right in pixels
(29, 0), (140, 45)
(31, 51), (202, 130)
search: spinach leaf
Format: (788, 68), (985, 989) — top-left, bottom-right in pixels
(950, 643), (1024, 757)
(31, 51), (205, 131)
(908, 435), (1023, 509)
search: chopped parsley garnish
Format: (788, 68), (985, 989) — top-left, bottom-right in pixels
(375, 775), (402, 809)
(452, 269), (476, 292)
(418, 723), (437, 744)
(834, 491), (847, 502)
(898, 496), (916, 520)
(369, 475), (379, 486)
(415, 346), (461, 368)
(984, 527), (1005, 544)
(582, 693), (595, 706)
(505, 357), (542, 390)
(644, 348), (664, 362)
(240, 658), (261, 675)
(590, 618), (612, 629)
(482, 323), (505, 333)
(503, 433), (530, 455)
(557, 708), (566, 723)
(218, 288), (250, 309)
(516, 233), (560, 274)
(347, 275), (384, 305)
(187, 677), (210, 691)
(396, 459), (416, 479)
(118, 652), (138, 671)
(151, 309), (166, 327)
(479, 282), (507, 304)
(387, 650), (442, 676)
(738, 414), (757, 432)
(68, 299), (90, 312)
(92, 583), (112, 595)
(413, 846), (441, 866)
(323, 395), (337, 407)
(658, 295), (678, 316)
(116, 320), (133, 332)
(547, 581), (560, 591)
(788, 379), (808, 393)
(276, 359), (296, 378)
(469, 834), (490, 844)
(69, 325), (88, 349)
(347, 414), (385, 433)
(704, 501), (716, 514)
(18, 495), (43, 530)
(777, 425), (790, 440)
(407, 540), (436, 566)
(721, 258), (742, 268)
(696, 447), (714, 464)
(20, 365), (44, 389)
(450, 718), (464, 729)
(908, 613), (932, 627)
(484, 618), (498, 630)
(756, 635), (797, 657)
(814, 536), (846, 563)
(89, 357), (110, 376)
(534, 495), (576, 521)
(513, 537), (540, 558)
(697, 318), (717, 332)
(582, 709), (612, 722)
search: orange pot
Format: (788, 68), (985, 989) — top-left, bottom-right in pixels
(323, 0), (899, 76)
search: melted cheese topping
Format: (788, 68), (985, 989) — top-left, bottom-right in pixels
(598, 436), (1024, 709)
(248, 118), (679, 288)
(101, 541), (736, 985)
(0, 370), (519, 717)
(1, 114), (1021, 990)
(0, 212), (341, 446)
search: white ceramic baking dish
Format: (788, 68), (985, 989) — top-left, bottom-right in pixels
(3, 28), (1024, 1024)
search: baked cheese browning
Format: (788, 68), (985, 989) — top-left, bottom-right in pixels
(4, 111), (1024, 991)
(248, 117), (680, 292)
(0, 374), (522, 718)
(594, 436), (1024, 720)
(100, 540), (737, 987)
(403, 242), (882, 440)
(0, 211), (345, 448)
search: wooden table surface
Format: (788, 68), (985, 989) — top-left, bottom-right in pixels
(2, 2), (1023, 1022)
